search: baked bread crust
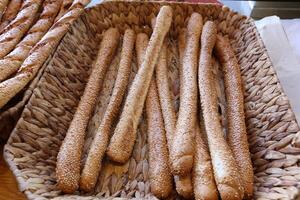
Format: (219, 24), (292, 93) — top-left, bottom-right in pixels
(0, 0), (90, 109)
(0, 0), (62, 82)
(0, 0), (23, 32)
(80, 29), (135, 192)
(106, 6), (173, 163)
(56, 28), (119, 194)
(0, 0), (43, 59)
(171, 13), (203, 176)
(215, 35), (254, 199)
(198, 21), (244, 200)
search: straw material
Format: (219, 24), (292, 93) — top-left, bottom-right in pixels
(4, 1), (300, 199)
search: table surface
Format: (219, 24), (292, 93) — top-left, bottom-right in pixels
(0, 145), (26, 200)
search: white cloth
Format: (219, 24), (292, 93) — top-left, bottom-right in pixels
(281, 19), (300, 63)
(255, 16), (300, 123)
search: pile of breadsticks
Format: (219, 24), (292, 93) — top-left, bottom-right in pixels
(56, 5), (254, 200)
(0, 0), (90, 109)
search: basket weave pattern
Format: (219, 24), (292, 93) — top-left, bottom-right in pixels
(4, 1), (300, 199)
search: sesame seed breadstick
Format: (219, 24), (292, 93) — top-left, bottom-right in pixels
(80, 29), (135, 192)
(193, 116), (218, 200)
(154, 27), (194, 198)
(137, 33), (172, 198)
(0, 0), (90, 109)
(106, 6), (173, 163)
(215, 35), (254, 198)
(152, 25), (175, 157)
(0, 0), (43, 59)
(0, 0), (23, 32)
(173, 29), (193, 199)
(171, 12), (202, 176)
(146, 78), (173, 199)
(56, 28), (119, 194)
(0, 0), (9, 20)
(198, 21), (244, 200)
(0, 0), (62, 82)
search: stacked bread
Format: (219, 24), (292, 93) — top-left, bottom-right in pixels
(0, 0), (91, 109)
(56, 5), (254, 200)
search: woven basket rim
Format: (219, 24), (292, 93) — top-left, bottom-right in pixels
(4, 1), (300, 199)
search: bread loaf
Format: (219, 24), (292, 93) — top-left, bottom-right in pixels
(0, 0), (62, 82)
(106, 6), (173, 163)
(80, 29), (135, 192)
(0, 0), (43, 59)
(173, 29), (194, 199)
(56, 28), (119, 194)
(0, 0), (23, 32)
(193, 116), (218, 200)
(0, 0), (91, 109)
(198, 21), (244, 200)
(171, 12), (203, 176)
(215, 35), (254, 198)
(138, 33), (172, 199)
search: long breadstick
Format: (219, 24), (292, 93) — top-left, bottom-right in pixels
(106, 6), (173, 163)
(56, 28), (119, 194)
(137, 33), (172, 198)
(172, 29), (193, 198)
(0, 0), (62, 82)
(80, 29), (135, 192)
(0, 0), (42, 59)
(215, 35), (254, 198)
(0, 0), (9, 20)
(155, 29), (194, 198)
(198, 21), (244, 200)
(0, 0), (90, 109)
(155, 40), (175, 156)
(193, 116), (218, 200)
(54, 0), (73, 23)
(171, 12), (202, 176)
(0, 0), (23, 32)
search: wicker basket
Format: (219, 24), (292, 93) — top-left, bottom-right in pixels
(0, 55), (50, 142)
(4, 1), (300, 199)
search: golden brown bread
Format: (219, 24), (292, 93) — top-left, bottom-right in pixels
(0, 0), (90, 109)
(80, 29), (135, 192)
(54, 0), (73, 23)
(171, 12), (203, 176)
(215, 35), (254, 199)
(193, 116), (218, 200)
(0, 0), (23, 32)
(198, 21), (244, 200)
(106, 6), (173, 163)
(152, 22), (175, 155)
(0, 0), (9, 20)
(175, 175), (193, 199)
(56, 28), (119, 194)
(0, 0), (62, 82)
(0, 0), (43, 59)
(137, 33), (172, 198)
(172, 29), (194, 199)
(146, 78), (173, 199)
